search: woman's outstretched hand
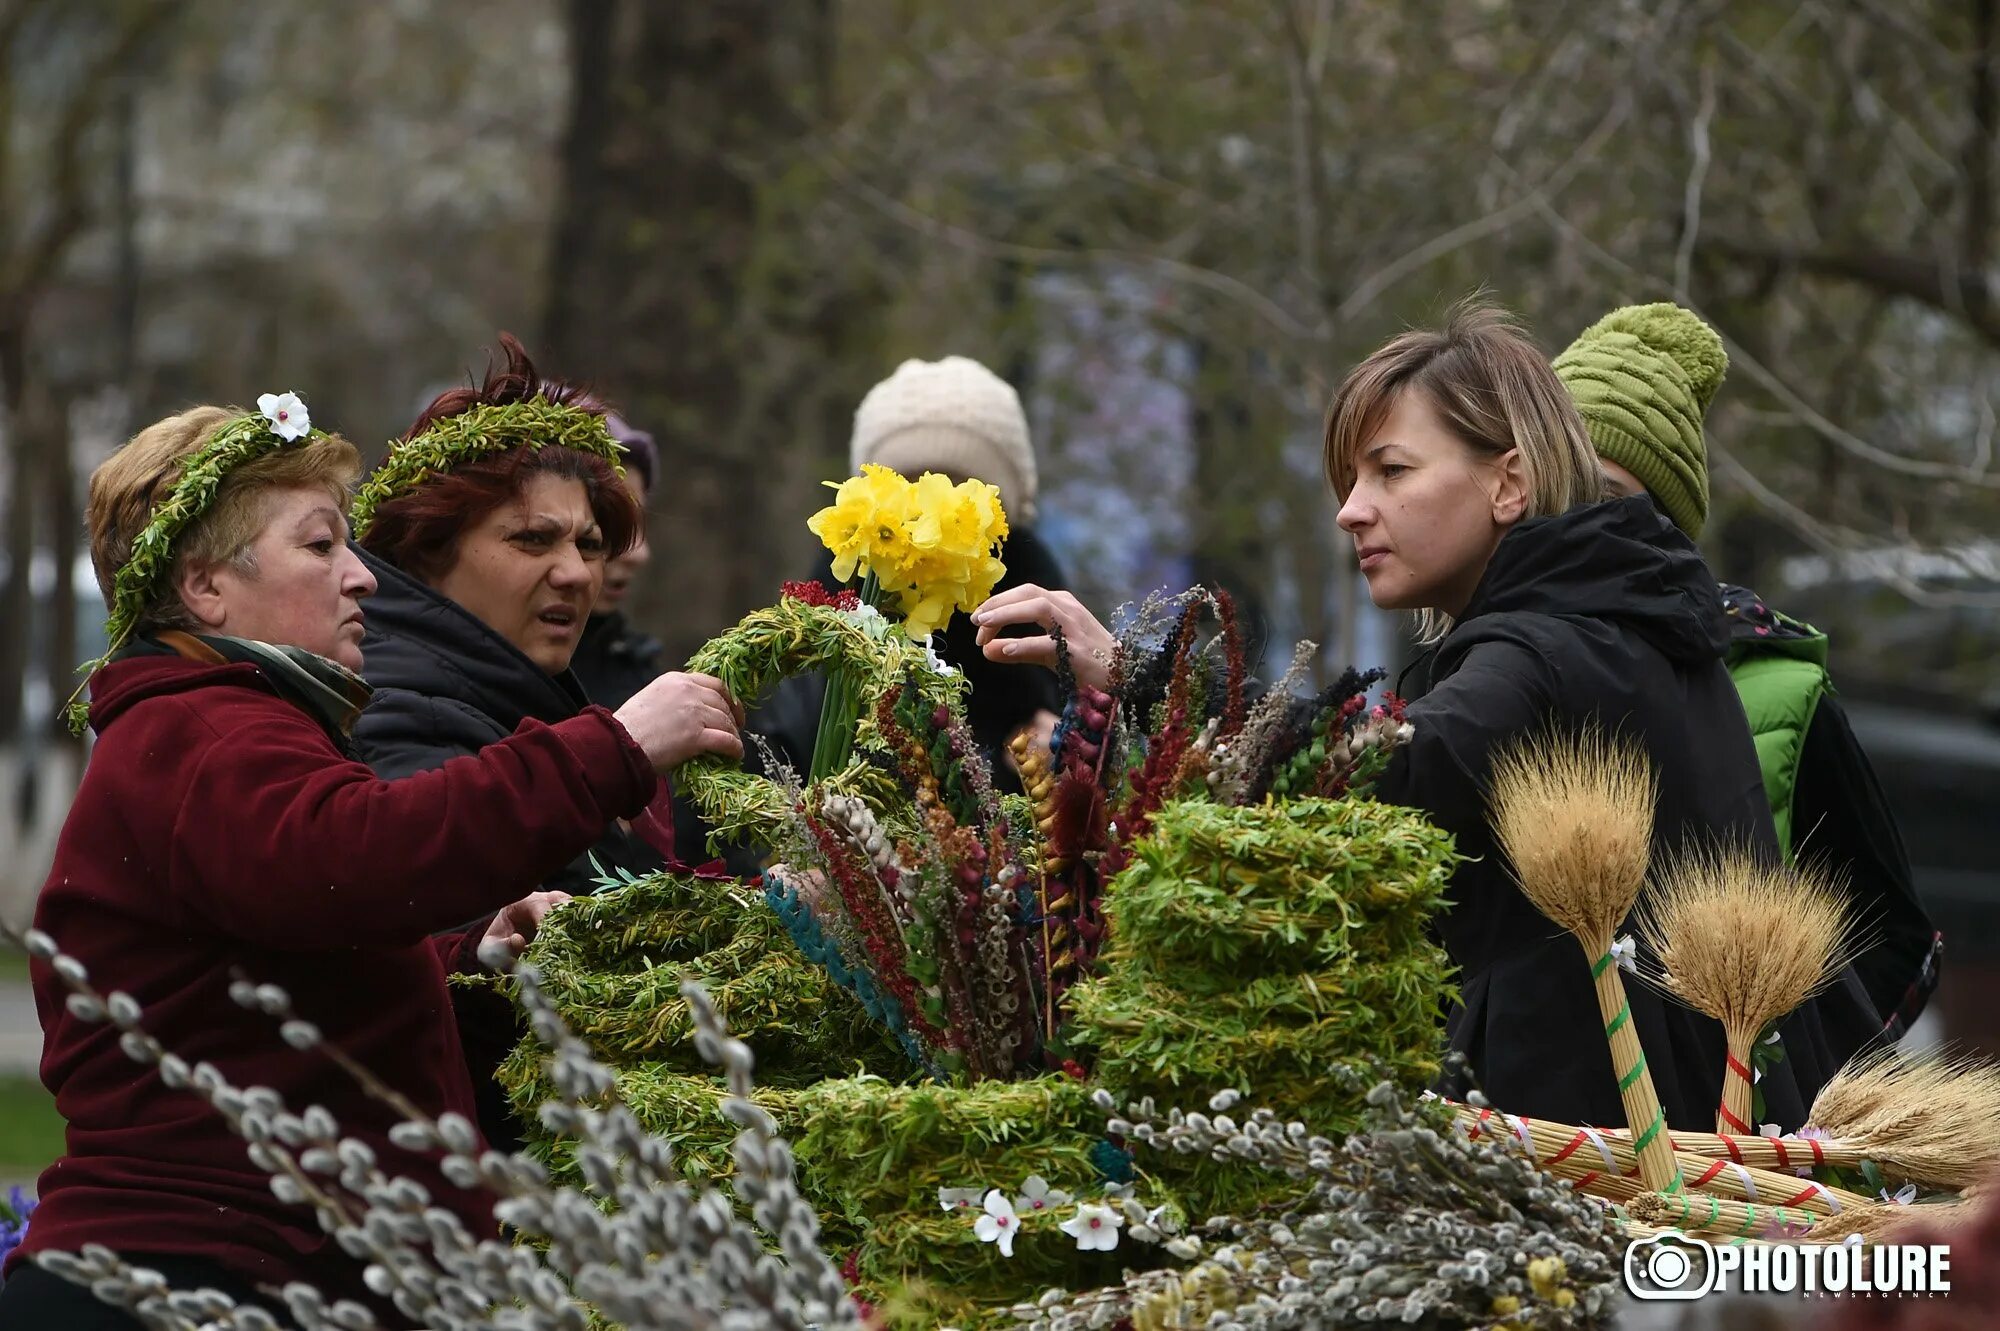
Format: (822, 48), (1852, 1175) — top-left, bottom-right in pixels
(614, 670), (745, 771)
(476, 890), (572, 971)
(971, 585), (1115, 692)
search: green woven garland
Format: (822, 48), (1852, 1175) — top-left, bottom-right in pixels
(348, 398), (624, 540)
(675, 595), (965, 848)
(1065, 797), (1460, 1121)
(67, 404), (327, 735)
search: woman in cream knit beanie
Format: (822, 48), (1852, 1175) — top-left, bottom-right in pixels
(1552, 302), (1727, 538)
(849, 356), (1038, 522)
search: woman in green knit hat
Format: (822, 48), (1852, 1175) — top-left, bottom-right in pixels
(1555, 303), (1941, 1046)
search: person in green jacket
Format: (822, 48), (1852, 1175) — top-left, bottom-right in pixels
(1554, 303), (1941, 1042)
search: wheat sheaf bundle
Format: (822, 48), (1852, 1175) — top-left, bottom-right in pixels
(1487, 724), (1682, 1193)
(1806, 1047), (2000, 1191)
(1635, 847), (1861, 1136)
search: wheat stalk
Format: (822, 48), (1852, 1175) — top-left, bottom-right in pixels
(1635, 847), (1860, 1135)
(1487, 725), (1682, 1193)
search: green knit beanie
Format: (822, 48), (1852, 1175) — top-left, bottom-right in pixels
(1552, 302), (1725, 538)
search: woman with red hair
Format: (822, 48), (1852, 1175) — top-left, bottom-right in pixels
(350, 333), (732, 1147)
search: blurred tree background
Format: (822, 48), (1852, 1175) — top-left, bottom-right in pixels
(5, 0), (2000, 740)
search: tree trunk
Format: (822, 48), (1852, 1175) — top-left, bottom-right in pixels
(541, 0), (880, 665)
(0, 326), (34, 744)
(1186, 336), (1275, 675)
(40, 383), (78, 749)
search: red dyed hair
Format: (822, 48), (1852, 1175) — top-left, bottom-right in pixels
(360, 333), (641, 584)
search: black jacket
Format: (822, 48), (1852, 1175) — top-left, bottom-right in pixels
(348, 545), (670, 1152)
(1718, 585), (1941, 1040)
(570, 610), (665, 712)
(349, 547), (669, 896)
(746, 524), (1069, 794)
(1379, 498), (1870, 1132)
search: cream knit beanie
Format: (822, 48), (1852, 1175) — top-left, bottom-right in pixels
(849, 356), (1038, 522)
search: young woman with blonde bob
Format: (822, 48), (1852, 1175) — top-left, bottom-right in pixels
(974, 301), (1859, 1131)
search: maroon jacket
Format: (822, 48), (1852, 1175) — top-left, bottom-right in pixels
(11, 653), (655, 1310)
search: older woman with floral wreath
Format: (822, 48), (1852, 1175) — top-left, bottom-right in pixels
(0, 395), (739, 1330)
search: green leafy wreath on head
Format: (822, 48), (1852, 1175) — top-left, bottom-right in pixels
(66, 396), (327, 735)
(676, 594), (967, 846)
(348, 398), (625, 541)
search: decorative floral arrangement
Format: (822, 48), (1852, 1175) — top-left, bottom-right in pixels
(672, 580), (1436, 1093)
(802, 464), (1008, 782)
(1014, 1078), (1629, 1330)
(515, 559), (1453, 1319)
(67, 393), (327, 734)
(348, 398), (625, 540)
(806, 464), (1008, 641)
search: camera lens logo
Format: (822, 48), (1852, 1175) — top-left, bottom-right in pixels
(1625, 1233), (1717, 1301)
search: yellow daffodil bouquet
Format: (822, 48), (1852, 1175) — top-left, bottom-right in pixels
(802, 463), (1009, 778)
(808, 464), (1009, 639)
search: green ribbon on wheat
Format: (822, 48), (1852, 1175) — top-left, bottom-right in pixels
(349, 398), (624, 540)
(66, 408), (327, 735)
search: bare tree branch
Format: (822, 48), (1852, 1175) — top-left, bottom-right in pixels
(1702, 236), (2000, 350)
(1712, 442), (2000, 610)
(4, 1), (179, 309)
(1531, 192), (2000, 490)
(1334, 88), (1633, 323)
(1673, 59), (1716, 301)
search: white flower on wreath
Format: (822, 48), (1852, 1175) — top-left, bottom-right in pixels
(1060, 1201), (1124, 1252)
(1013, 1175), (1072, 1216)
(921, 637), (959, 678)
(258, 392), (311, 441)
(938, 1186), (983, 1213)
(839, 601), (892, 641)
(972, 1189), (1019, 1257)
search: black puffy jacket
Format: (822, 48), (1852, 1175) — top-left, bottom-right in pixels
(348, 545), (672, 1152)
(1380, 497), (1877, 1132)
(349, 546), (671, 896)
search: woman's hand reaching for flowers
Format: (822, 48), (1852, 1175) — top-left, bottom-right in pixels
(971, 585), (1115, 692)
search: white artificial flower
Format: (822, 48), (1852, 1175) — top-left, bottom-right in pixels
(1014, 1175), (1072, 1216)
(1609, 935), (1638, 975)
(257, 392), (311, 441)
(938, 1186), (983, 1213)
(840, 601), (892, 640)
(972, 1189), (1019, 1257)
(1060, 1201), (1124, 1252)
(922, 639), (959, 678)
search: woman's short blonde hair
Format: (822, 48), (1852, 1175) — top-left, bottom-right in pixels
(1322, 300), (1609, 638)
(86, 406), (363, 634)
(1324, 300), (1606, 510)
